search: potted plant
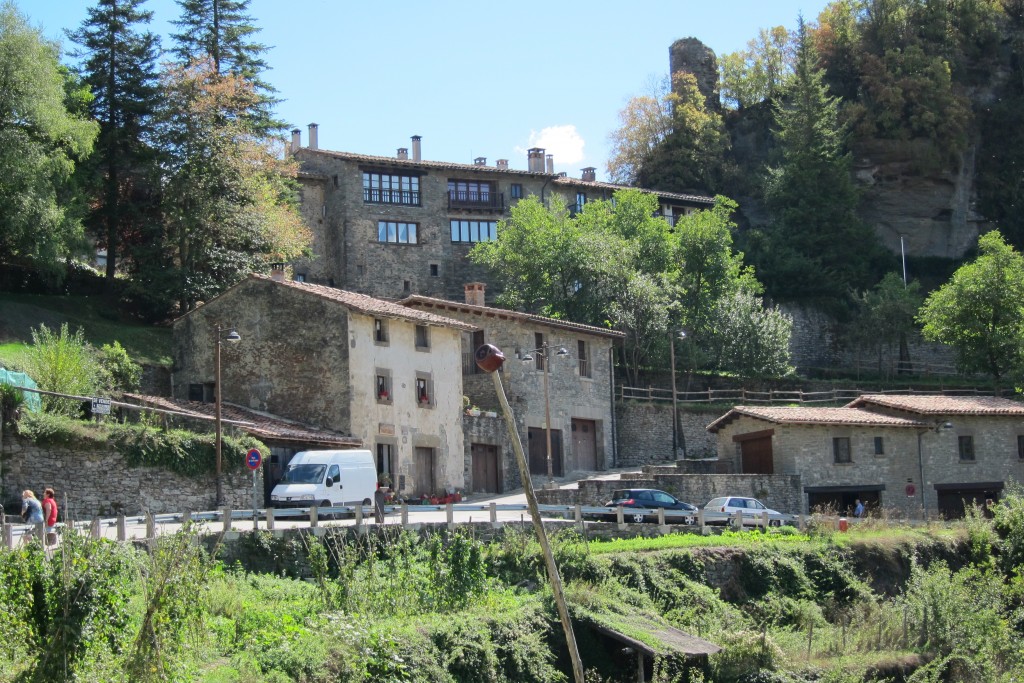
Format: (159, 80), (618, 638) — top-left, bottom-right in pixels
(466, 405), (481, 417)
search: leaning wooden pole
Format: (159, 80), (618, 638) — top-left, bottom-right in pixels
(475, 344), (585, 683)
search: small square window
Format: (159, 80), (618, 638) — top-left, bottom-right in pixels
(374, 318), (389, 344)
(404, 280), (411, 293)
(294, 273), (306, 282)
(376, 373), (391, 403)
(415, 325), (429, 349)
(430, 264), (439, 277)
(511, 183), (523, 199)
(873, 436), (884, 455)
(958, 435), (975, 461)
(357, 264), (365, 277)
(833, 437), (851, 464)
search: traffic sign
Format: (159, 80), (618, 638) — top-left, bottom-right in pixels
(905, 483), (916, 497)
(246, 448), (263, 470)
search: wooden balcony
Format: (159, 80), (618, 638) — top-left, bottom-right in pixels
(448, 190), (504, 212)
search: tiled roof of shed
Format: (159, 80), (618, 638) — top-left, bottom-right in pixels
(295, 148), (714, 205)
(398, 294), (626, 339)
(125, 393), (362, 447)
(248, 274), (477, 331)
(846, 394), (1024, 415)
(706, 406), (924, 433)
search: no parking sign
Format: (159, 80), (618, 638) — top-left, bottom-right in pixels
(246, 448), (263, 470)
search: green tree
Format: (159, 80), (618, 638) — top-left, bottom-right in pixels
(23, 323), (101, 416)
(0, 2), (98, 273)
(67, 0), (162, 283)
(151, 62), (309, 313)
(606, 89), (673, 186)
(918, 230), (1024, 383)
(708, 290), (793, 379)
(849, 272), (923, 377)
(754, 16), (884, 308)
(719, 25), (795, 109)
(170, 0), (279, 133)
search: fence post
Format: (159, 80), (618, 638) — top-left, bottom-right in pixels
(266, 507), (275, 530)
(489, 501), (497, 524)
(657, 507), (666, 529)
(3, 524), (12, 549)
(446, 502), (454, 529)
(733, 509), (743, 529)
(354, 502), (363, 528)
(310, 505), (319, 528)
(182, 510), (191, 526)
(574, 504), (582, 523)
(90, 516), (101, 539)
(698, 508), (705, 533)
(616, 505), (625, 527)
(116, 514), (127, 542)
(400, 502), (409, 526)
(799, 514), (806, 532)
(221, 506), (232, 533)
(145, 511), (156, 539)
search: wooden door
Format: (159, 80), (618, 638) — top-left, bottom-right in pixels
(414, 447), (435, 496)
(471, 443), (501, 493)
(740, 436), (774, 474)
(528, 427), (563, 476)
(571, 419), (597, 471)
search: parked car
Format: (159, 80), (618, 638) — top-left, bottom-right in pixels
(704, 496), (784, 526)
(604, 489), (697, 524)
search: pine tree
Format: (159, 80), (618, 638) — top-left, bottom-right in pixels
(169, 0), (279, 133)
(67, 0), (161, 282)
(754, 16), (883, 308)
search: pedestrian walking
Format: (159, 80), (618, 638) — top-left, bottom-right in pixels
(20, 490), (43, 544)
(41, 488), (58, 545)
(854, 498), (865, 518)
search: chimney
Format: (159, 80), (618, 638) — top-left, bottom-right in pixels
(474, 156), (487, 166)
(582, 167), (596, 182)
(290, 128), (301, 154)
(545, 154), (554, 174)
(496, 159), (508, 169)
(308, 123), (318, 151)
(527, 147), (545, 173)
(270, 262), (286, 282)
(397, 147), (408, 160)
(411, 135), (422, 162)
(464, 282), (486, 307)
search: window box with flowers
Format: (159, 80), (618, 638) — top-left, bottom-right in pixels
(415, 376), (432, 408)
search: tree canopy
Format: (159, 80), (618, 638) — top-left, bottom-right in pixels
(0, 2), (98, 273)
(918, 231), (1024, 384)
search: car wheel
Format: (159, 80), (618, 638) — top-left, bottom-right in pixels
(769, 519), (781, 527)
(683, 515), (695, 526)
(631, 512), (646, 524)
(319, 500), (333, 521)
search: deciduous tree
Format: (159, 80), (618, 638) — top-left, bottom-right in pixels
(0, 2), (98, 274)
(918, 231), (1024, 383)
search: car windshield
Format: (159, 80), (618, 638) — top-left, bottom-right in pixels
(282, 463), (326, 484)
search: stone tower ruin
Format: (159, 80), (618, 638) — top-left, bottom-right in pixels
(669, 37), (720, 112)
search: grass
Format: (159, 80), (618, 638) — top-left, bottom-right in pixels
(0, 292), (171, 367)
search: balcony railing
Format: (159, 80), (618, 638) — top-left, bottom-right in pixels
(448, 190), (504, 212)
(364, 188), (420, 206)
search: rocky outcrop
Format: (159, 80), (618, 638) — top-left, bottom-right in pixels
(670, 38), (720, 111)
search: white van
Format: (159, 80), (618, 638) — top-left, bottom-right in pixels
(270, 449), (377, 509)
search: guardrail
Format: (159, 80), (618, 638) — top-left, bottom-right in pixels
(1, 504), (805, 548)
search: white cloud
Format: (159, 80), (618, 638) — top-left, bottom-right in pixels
(516, 125), (586, 166)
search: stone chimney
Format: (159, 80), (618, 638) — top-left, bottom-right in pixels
(464, 282), (486, 307)
(474, 156), (487, 166)
(308, 123), (318, 151)
(270, 262), (286, 282)
(527, 148), (545, 173)
(582, 167), (596, 182)
(290, 128), (301, 154)
(496, 159), (508, 169)
(411, 135), (422, 162)
(545, 154), (554, 174)
(397, 147), (408, 160)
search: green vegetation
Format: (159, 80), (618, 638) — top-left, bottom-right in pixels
(4, 505), (1024, 681)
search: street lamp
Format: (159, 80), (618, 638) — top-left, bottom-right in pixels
(521, 342), (569, 483)
(669, 329), (688, 459)
(214, 324), (241, 507)
(915, 420), (953, 520)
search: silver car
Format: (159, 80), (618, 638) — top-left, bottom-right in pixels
(705, 496), (783, 527)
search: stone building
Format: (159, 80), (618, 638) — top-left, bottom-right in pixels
(286, 126), (714, 301)
(171, 273), (476, 498)
(401, 283), (625, 493)
(707, 395), (1024, 518)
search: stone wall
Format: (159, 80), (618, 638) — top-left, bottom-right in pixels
(614, 402), (718, 466)
(1, 434), (261, 517)
(782, 304), (840, 371)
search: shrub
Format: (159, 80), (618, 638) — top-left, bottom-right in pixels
(98, 341), (142, 393)
(23, 323), (101, 415)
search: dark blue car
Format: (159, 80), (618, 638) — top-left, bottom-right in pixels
(604, 488), (697, 524)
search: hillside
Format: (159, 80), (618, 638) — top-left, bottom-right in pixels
(0, 292), (172, 370)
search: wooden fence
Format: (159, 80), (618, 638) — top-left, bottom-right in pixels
(620, 385), (1002, 405)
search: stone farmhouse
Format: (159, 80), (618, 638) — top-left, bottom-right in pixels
(401, 283), (625, 493)
(706, 395), (1024, 518)
(171, 273), (476, 499)
(286, 125), (714, 302)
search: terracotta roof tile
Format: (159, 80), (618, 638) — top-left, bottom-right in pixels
(125, 394), (363, 447)
(706, 406), (924, 433)
(399, 294), (626, 339)
(846, 394), (1024, 415)
(250, 274), (476, 331)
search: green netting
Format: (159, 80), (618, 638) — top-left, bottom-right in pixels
(0, 368), (42, 411)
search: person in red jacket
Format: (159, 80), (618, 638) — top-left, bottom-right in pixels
(41, 488), (58, 545)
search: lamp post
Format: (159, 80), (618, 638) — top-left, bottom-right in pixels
(899, 233), (907, 288)
(521, 342), (568, 483)
(669, 329), (688, 459)
(915, 420), (953, 520)
(214, 324), (241, 508)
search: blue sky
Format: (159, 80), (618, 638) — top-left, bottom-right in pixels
(21, 0), (831, 180)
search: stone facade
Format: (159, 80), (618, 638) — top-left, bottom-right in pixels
(402, 291), (623, 490)
(615, 402), (718, 466)
(171, 275), (474, 498)
(1, 434), (259, 516)
(288, 133), (714, 302)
